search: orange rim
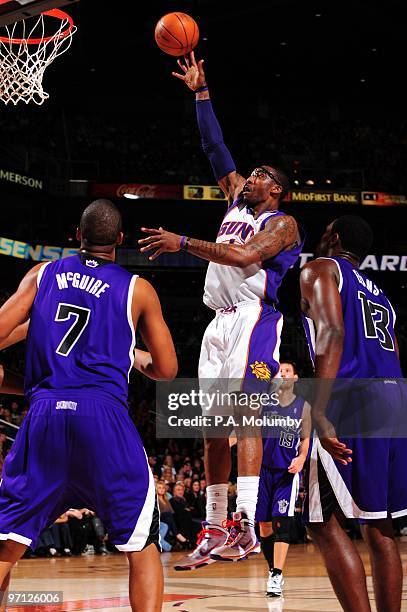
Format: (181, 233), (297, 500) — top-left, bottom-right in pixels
(0, 9), (74, 44)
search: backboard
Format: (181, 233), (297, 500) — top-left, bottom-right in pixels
(0, 0), (78, 27)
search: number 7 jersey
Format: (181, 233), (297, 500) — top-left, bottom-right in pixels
(302, 256), (402, 378)
(25, 254), (137, 406)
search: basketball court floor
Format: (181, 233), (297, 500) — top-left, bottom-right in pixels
(8, 540), (407, 611)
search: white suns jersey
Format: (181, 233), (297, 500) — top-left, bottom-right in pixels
(203, 202), (303, 310)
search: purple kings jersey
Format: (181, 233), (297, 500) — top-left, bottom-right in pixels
(262, 396), (305, 468)
(25, 254), (137, 406)
(203, 204), (304, 309)
(303, 257), (402, 378)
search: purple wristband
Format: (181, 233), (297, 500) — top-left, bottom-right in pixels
(180, 235), (188, 250)
(195, 85), (208, 93)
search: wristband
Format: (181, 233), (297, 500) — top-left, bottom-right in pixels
(180, 235), (189, 250)
(195, 85), (208, 93)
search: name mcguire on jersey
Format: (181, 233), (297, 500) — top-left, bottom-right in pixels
(55, 272), (110, 299)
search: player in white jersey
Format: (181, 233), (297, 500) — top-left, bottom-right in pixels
(140, 52), (304, 567)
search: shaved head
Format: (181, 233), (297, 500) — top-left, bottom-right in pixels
(80, 199), (122, 246)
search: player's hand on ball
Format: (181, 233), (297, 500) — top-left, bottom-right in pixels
(288, 456), (305, 474)
(172, 51), (206, 91)
(139, 227), (182, 260)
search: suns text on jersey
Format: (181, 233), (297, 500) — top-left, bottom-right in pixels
(55, 272), (110, 298)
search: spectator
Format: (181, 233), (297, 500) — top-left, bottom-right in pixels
(49, 514), (73, 556)
(170, 482), (200, 545)
(199, 478), (207, 494)
(162, 467), (175, 485)
(81, 508), (109, 555)
(186, 480), (206, 521)
(161, 454), (176, 479)
(148, 455), (159, 476)
(183, 477), (192, 492)
(156, 480), (187, 549)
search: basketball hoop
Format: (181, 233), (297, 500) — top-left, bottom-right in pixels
(0, 8), (76, 105)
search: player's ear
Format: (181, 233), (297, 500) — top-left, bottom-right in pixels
(116, 232), (124, 246)
(76, 227), (81, 242)
(329, 232), (340, 248)
(270, 184), (282, 197)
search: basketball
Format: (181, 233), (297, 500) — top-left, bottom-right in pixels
(154, 12), (199, 57)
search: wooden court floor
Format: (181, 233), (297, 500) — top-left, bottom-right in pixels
(7, 540), (407, 611)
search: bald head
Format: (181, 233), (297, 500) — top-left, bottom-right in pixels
(79, 199), (122, 247)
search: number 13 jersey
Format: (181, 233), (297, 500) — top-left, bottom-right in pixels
(25, 253), (137, 406)
(302, 256), (402, 378)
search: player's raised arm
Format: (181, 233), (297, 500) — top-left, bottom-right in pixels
(172, 51), (245, 204)
(0, 264), (44, 345)
(131, 278), (178, 381)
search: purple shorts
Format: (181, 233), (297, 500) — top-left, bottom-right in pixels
(304, 381), (407, 522)
(255, 466), (300, 522)
(0, 393), (158, 551)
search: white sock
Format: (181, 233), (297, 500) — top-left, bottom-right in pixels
(236, 476), (260, 524)
(206, 484), (228, 527)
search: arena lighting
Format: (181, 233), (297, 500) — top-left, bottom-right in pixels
(305, 179), (315, 185)
(123, 193), (140, 199)
(325, 179), (332, 184)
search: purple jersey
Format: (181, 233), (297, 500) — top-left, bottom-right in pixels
(303, 257), (402, 378)
(25, 253), (137, 406)
(262, 396), (305, 468)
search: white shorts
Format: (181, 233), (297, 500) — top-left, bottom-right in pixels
(199, 301), (283, 392)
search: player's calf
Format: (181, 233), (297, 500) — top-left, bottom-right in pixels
(0, 540), (27, 584)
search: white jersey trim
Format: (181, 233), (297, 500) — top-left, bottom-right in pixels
(273, 315), (284, 364)
(0, 531), (32, 546)
(36, 261), (51, 288)
(126, 275), (138, 382)
(288, 472), (300, 517)
(391, 508), (407, 519)
(317, 257), (343, 292)
(116, 449), (156, 552)
(308, 434), (323, 522)
(312, 439), (388, 521)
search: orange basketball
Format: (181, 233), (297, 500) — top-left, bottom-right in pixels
(155, 12), (199, 57)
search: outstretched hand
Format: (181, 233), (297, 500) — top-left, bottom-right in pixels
(139, 227), (182, 261)
(172, 51), (206, 91)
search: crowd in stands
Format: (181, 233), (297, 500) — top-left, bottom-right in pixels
(2, 107), (407, 193)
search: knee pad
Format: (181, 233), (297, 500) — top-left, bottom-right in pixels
(272, 516), (294, 544)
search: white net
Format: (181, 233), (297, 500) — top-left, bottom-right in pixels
(0, 10), (76, 105)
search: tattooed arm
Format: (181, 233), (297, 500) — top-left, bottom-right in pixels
(139, 215), (299, 266)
